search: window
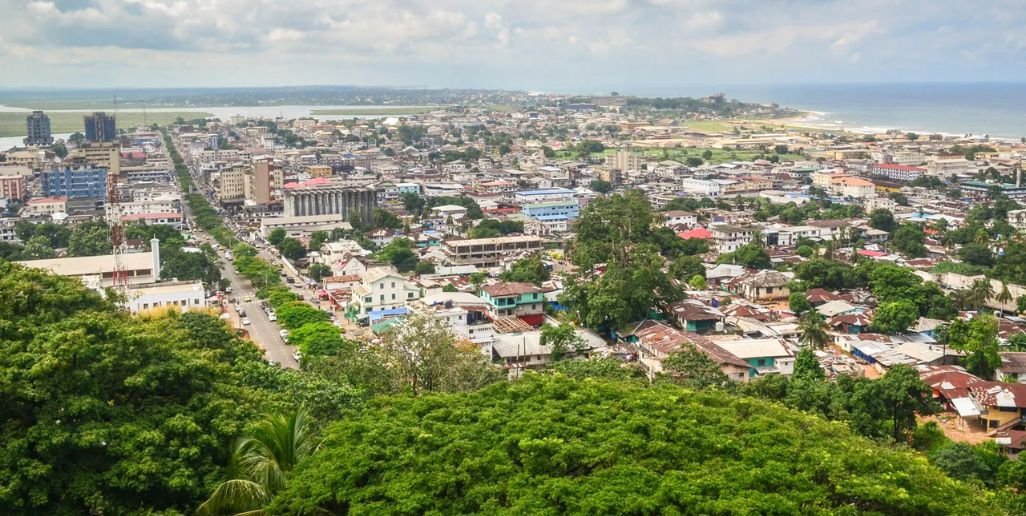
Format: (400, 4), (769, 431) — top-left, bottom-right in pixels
(408, 292), (414, 298)
(379, 283), (384, 289)
(756, 358), (766, 366)
(391, 293), (396, 300)
(379, 295), (384, 302)
(143, 303), (149, 309)
(364, 296), (372, 303)
(766, 287), (774, 294)
(391, 282), (395, 288)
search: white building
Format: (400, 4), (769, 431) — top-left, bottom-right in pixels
(125, 281), (208, 313)
(350, 268), (422, 316)
(681, 178), (738, 197)
(662, 211), (698, 228)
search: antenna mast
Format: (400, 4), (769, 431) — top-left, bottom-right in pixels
(108, 91), (127, 291)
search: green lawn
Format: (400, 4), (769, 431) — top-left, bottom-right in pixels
(310, 107), (439, 116)
(0, 111), (213, 137)
(640, 147), (804, 164)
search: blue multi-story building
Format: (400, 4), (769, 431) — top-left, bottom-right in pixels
(521, 200), (580, 233)
(42, 167), (108, 199)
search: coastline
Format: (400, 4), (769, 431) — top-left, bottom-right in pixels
(741, 111), (1019, 143)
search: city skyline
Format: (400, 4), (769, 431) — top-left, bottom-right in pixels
(1, 0), (1025, 90)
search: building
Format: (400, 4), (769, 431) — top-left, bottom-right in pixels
(513, 188), (576, 205)
(443, 235), (544, 267)
(348, 268), (422, 319)
(84, 112), (117, 142)
(16, 238), (161, 287)
(960, 181), (1026, 201)
(717, 338), (795, 379)
(41, 167), (108, 199)
(414, 291), (495, 346)
(681, 178), (739, 197)
(629, 320), (750, 381)
(709, 224), (758, 253)
(605, 150), (642, 172)
(0, 175), (27, 200)
(662, 211), (698, 228)
(307, 164), (333, 178)
(0, 217), (19, 243)
(22, 196), (67, 218)
(430, 204), (469, 221)
(247, 159), (274, 204)
(216, 163), (247, 202)
(259, 213), (352, 238)
(122, 212), (185, 229)
(23, 111), (53, 146)
(870, 163), (926, 182)
(521, 200), (580, 233)
(830, 176), (876, 198)
(282, 178), (376, 222)
(125, 281), (207, 313)
(479, 281), (545, 326)
(734, 271), (790, 301)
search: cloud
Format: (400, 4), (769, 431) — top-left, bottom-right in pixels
(0, 0), (1023, 88)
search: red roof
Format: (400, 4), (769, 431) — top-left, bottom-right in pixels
(874, 163), (926, 172)
(284, 177), (332, 189)
(677, 227), (713, 240)
(857, 249), (887, 257)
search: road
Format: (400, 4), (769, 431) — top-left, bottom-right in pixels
(172, 145), (300, 369)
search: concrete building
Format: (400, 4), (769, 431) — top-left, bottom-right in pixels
(84, 112), (117, 142)
(24, 111), (53, 146)
(710, 224), (758, 253)
(681, 178), (739, 197)
(605, 150), (642, 172)
(870, 163), (926, 182)
(22, 196), (67, 218)
(513, 188), (575, 205)
(16, 237), (161, 287)
(216, 163), (247, 202)
(0, 217), (19, 243)
(348, 268), (422, 318)
(282, 178), (376, 222)
(41, 167), (108, 199)
(443, 235), (544, 267)
(307, 164), (333, 178)
(0, 175), (27, 200)
(125, 281), (207, 313)
(479, 281), (545, 326)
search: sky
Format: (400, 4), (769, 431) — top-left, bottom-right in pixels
(1, 0), (1025, 92)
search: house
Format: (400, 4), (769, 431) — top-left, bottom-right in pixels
(347, 268), (422, 320)
(735, 271), (790, 301)
(717, 338), (795, 379)
(479, 281), (545, 326)
(668, 299), (724, 333)
(970, 382), (1026, 431)
(414, 292), (494, 347)
(662, 210), (698, 228)
(804, 288), (841, 306)
(705, 264), (746, 288)
(490, 327), (607, 369)
(998, 353), (1026, 384)
(828, 312), (873, 334)
(630, 320), (749, 381)
(816, 300), (858, 318)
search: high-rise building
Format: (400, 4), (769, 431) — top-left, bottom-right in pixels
(41, 167), (108, 199)
(250, 158), (273, 204)
(24, 111), (54, 146)
(84, 112), (117, 142)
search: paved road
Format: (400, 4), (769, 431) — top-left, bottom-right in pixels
(172, 146), (300, 369)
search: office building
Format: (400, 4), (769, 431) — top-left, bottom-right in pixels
(0, 175), (27, 200)
(282, 177), (376, 222)
(24, 111), (53, 146)
(216, 163), (247, 202)
(41, 167), (108, 199)
(84, 112), (117, 142)
(443, 235), (543, 267)
(249, 158), (273, 204)
(604, 150), (642, 172)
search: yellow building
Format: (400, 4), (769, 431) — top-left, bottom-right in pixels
(308, 165), (333, 178)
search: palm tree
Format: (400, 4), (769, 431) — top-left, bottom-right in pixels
(950, 289), (972, 311)
(997, 283), (1014, 316)
(969, 278), (995, 311)
(198, 408), (317, 516)
(798, 311), (831, 350)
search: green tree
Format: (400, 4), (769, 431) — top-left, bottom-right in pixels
(290, 322), (347, 357)
(930, 442), (1006, 487)
(371, 208), (403, 230)
(701, 149), (713, 160)
(719, 243), (771, 269)
(792, 348), (825, 381)
(414, 260), (436, 275)
(67, 220), (111, 256)
(892, 224), (927, 258)
(872, 300), (919, 334)
(687, 274), (707, 290)
(22, 234), (55, 259)
(662, 345), (728, 388)
(540, 322), (585, 361)
(276, 302), (331, 330)
(279, 237), (307, 260)
(958, 243), (994, 267)
(968, 278), (995, 310)
(307, 263), (332, 282)
(500, 254), (550, 285)
(589, 179), (613, 193)
(869, 208), (896, 233)
(685, 156), (704, 167)
(946, 315), (1001, 379)
(268, 228), (287, 247)
(669, 255), (705, 281)
(798, 311), (831, 349)
(272, 375), (997, 515)
(789, 291), (812, 314)
(308, 230), (329, 251)
(199, 409), (318, 515)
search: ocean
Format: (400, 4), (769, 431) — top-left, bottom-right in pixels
(626, 82), (1026, 140)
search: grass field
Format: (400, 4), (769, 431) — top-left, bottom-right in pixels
(310, 106), (439, 116)
(0, 111), (213, 137)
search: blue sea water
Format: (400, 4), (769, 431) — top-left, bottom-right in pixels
(627, 82), (1026, 140)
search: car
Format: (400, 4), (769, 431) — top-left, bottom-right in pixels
(244, 296), (253, 302)
(242, 317), (251, 325)
(292, 351), (302, 362)
(268, 314), (277, 322)
(225, 286), (233, 294)
(267, 360), (279, 367)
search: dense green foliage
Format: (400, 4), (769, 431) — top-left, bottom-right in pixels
(273, 375), (998, 514)
(469, 218), (524, 238)
(500, 254), (550, 285)
(0, 261), (357, 514)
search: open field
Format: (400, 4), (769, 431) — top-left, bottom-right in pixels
(311, 106), (439, 116)
(0, 111), (213, 137)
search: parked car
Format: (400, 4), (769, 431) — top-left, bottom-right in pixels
(268, 314), (277, 322)
(242, 317), (251, 325)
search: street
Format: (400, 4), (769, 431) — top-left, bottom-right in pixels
(175, 158), (300, 369)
